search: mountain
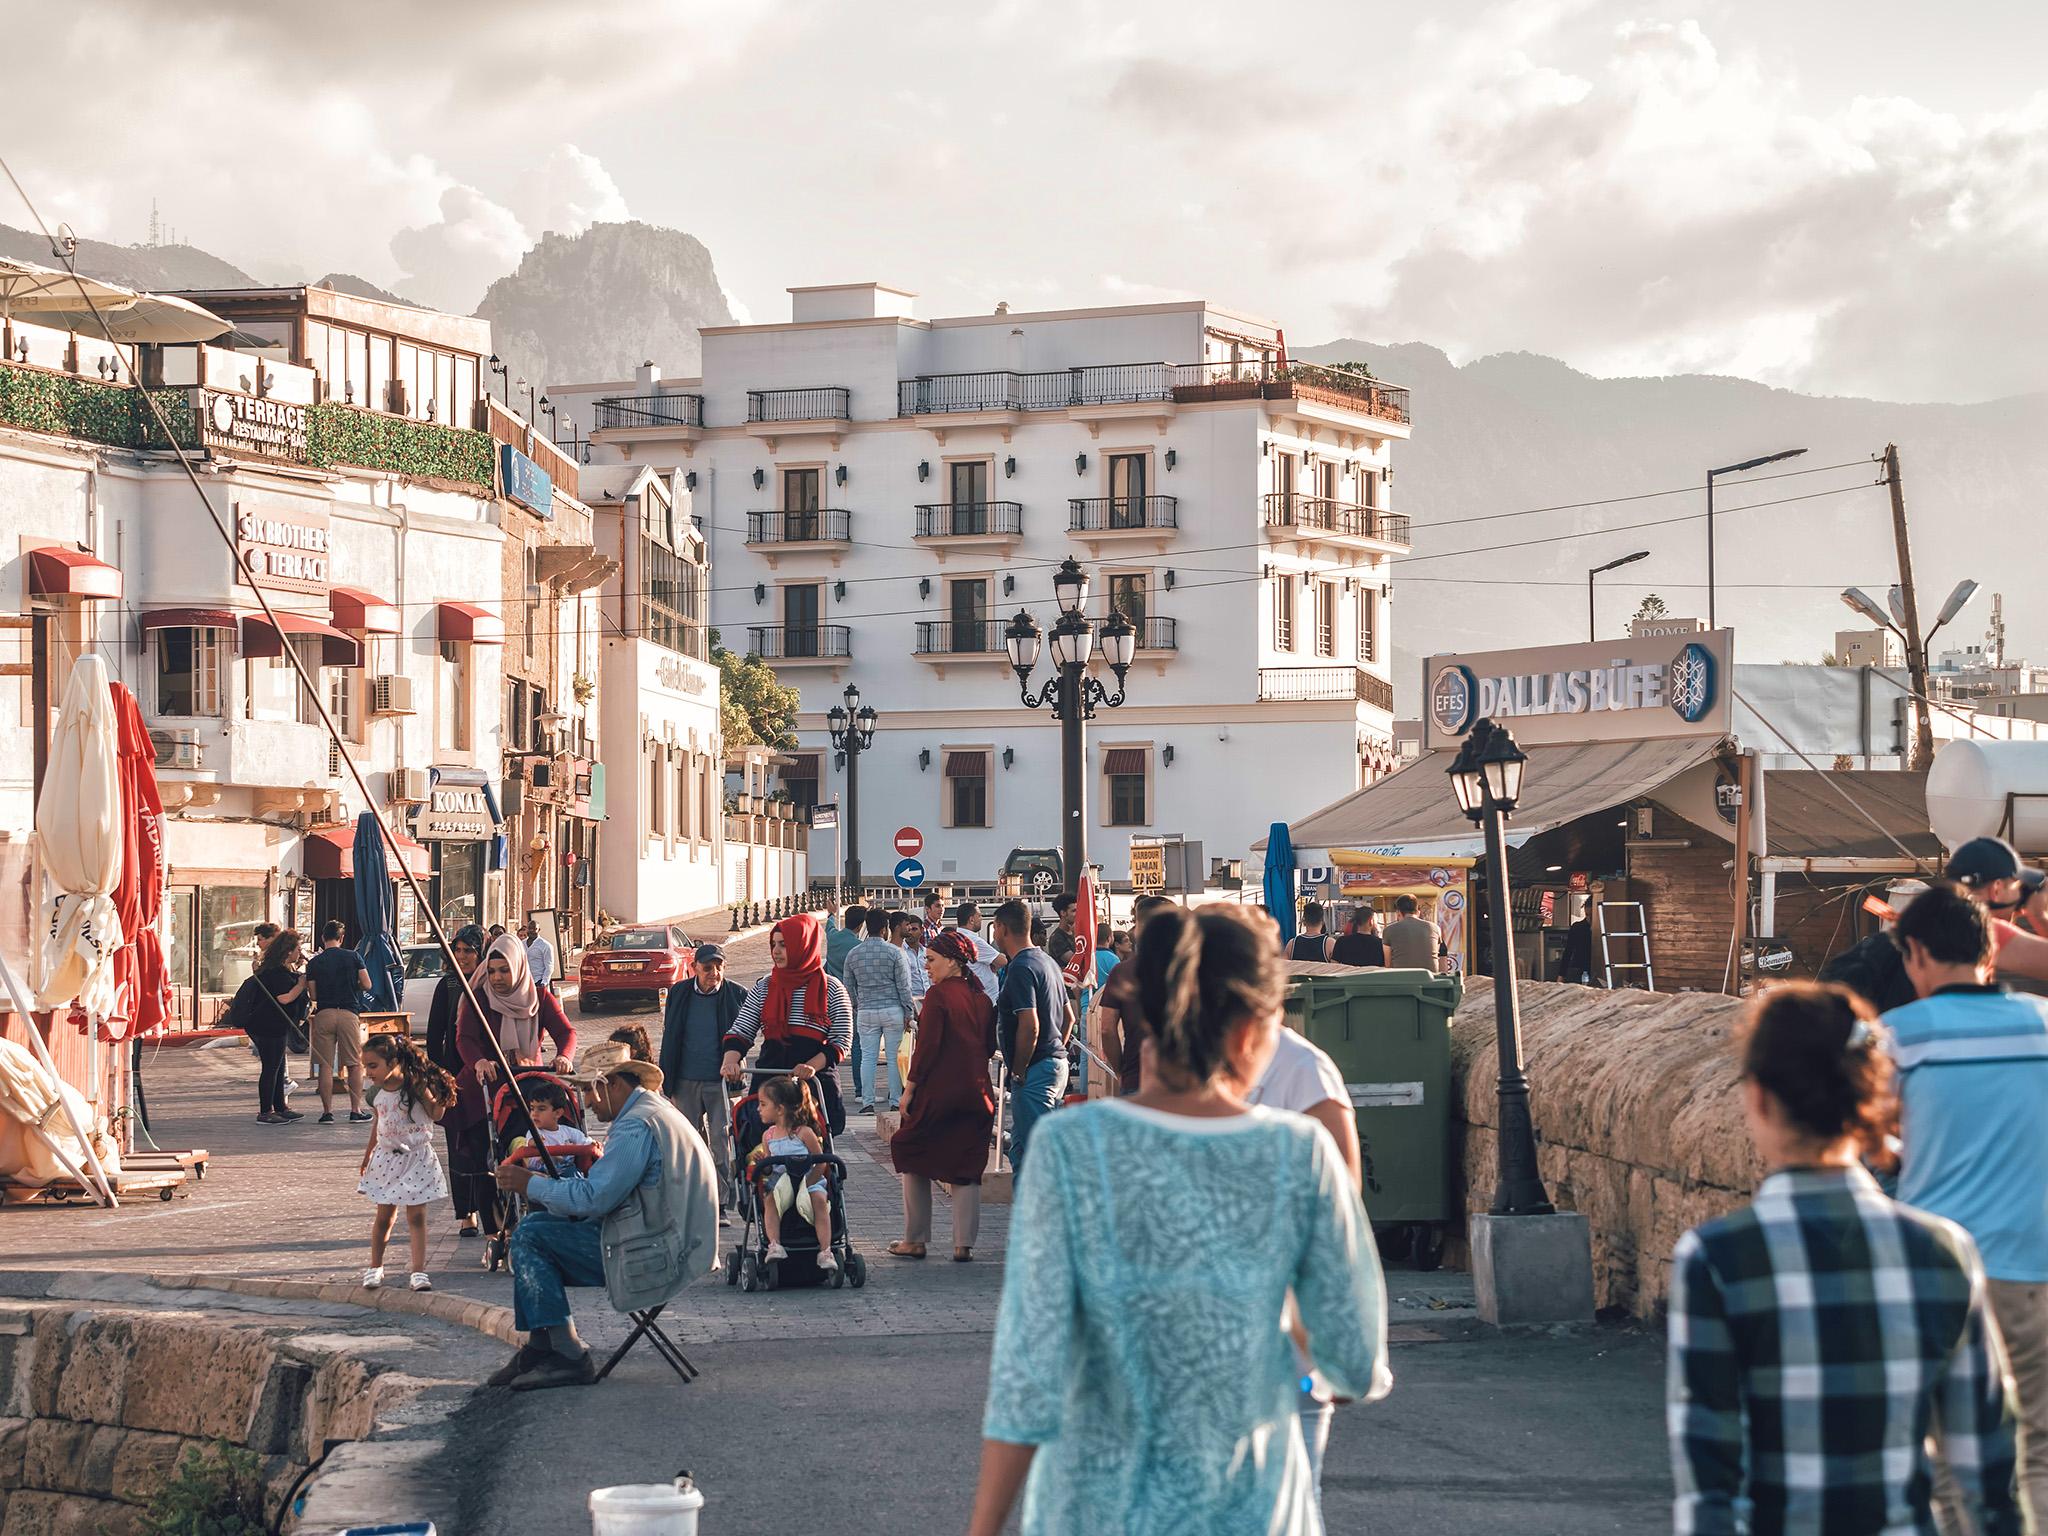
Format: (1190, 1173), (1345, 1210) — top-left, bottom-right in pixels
(474, 220), (734, 393)
(314, 272), (421, 307)
(0, 223), (257, 290)
(1292, 340), (2046, 696)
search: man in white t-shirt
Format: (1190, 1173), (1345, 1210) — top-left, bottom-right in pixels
(952, 899), (1004, 1005)
(1245, 1026), (1362, 1513)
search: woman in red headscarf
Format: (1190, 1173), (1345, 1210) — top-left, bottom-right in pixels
(889, 927), (998, 1260)
(720, 913), (853, 1133)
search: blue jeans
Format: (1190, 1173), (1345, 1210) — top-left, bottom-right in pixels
(855, 1012), (906, 1108)
(510, 1213), (606, 1332)
(1009, 1054), (1068, 1172)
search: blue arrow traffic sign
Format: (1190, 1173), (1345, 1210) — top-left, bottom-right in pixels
(894, 856), (925, 889)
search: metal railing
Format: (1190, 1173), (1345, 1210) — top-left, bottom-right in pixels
(593, 393), (704, 430)
(1131, 616), (1178, 650)
(746, 624), (852, 660)
(1262, 493), (1413, 546)
(1171, 360), (1412, 425)
(913, 619), (1009, 656)
(745, 509), (853, 544)
(1257, 666), (1397, 706)
(1069, 494), (1178, 532)
(914, 500), (1023, 538)
(728, 888), (829, 932)
(890, 360), (1412, 426)
(746, 386), (850, 423)
(898, 372), (1027, 414)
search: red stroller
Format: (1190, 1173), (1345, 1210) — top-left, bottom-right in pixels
(481, 1069), (591, 1274)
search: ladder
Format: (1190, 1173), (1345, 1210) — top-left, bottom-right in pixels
(1598, 901), (1656, 991)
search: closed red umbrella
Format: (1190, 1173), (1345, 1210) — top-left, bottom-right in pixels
(107, 683), (169, 1042)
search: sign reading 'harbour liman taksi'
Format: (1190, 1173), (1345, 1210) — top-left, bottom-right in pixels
(1422, 629), (1733, 750)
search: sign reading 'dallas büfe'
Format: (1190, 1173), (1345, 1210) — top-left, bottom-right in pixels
(1422, 629), (1733, 750)
(234, 502), (331, 596)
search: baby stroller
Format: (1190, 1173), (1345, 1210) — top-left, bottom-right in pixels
(481, 1069), (588, 1274)
(725, 1068), (867, 1292)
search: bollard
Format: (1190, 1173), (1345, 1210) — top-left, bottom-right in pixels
(590, 1474), (704, 1536)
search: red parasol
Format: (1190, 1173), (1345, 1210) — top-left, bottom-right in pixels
(106, 683), (169, 1041)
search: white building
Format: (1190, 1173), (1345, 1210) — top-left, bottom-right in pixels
(551, 285), (1411, 887)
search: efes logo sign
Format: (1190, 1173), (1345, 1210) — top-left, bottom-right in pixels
(1422, 630), (1733, 749)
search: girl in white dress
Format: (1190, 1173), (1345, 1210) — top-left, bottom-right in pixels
(357, 1035), (454, 1292)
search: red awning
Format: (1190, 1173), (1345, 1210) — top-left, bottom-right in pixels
(781, 754), (819, 779)
(29, 547), (122, 600)
(329, 585), (402, 635)
(944, 750), (987, 777)
(437, 600), (503, 645)
(241, 613), (362, 668)
(139, 607), (239, 632)
(1102, 748), (1149, 775)
(301, 825), (433, 881)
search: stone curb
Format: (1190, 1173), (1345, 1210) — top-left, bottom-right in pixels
(152, 1273), (518, 1345)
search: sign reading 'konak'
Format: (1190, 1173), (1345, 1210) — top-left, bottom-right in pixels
(414, 787), (495, 841)
(234, 502), (331, 597)
(1422, 629), (1734, 750)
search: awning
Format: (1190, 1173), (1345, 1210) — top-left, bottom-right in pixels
(138, 607), (239, 634)
(28, 548), (122, 600)
(1265, 736), (1728, 859)
(302, 825), (432, 881)
(1763, 769), (1940, 863)
(1103, 747), (1148, 775)
(0, 257), (229, 343)
(780, 755), (819, 780)
(329, 585), (401, 635)
(944, 750), (987, 778)
(437, 600), (504, 645)
(240, 613), (362, 668)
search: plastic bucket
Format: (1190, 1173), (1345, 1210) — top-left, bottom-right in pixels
(589, 1482), (705, 1536)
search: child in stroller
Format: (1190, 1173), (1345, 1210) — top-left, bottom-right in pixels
(727, 1070), (866, 1292)
(482, 1071), (594, 1273)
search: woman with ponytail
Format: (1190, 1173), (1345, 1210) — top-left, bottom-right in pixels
(971, 905), (1391, 1536)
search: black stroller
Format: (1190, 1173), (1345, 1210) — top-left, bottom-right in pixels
(725, 1068), (866, 1292)
(481, 1069), (590, 1274)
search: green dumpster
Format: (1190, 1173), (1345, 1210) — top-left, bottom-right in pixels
(1284, 967), (1462, 1228)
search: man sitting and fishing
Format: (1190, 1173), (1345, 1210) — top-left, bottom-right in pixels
(489, 1040), (720, 1390)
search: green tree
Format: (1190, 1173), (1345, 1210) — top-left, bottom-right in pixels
(710, 629), (799, 750)
(1632, 594), (1670, 622)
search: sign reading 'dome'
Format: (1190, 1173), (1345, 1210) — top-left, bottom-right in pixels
(201, 389), (308, 462)
(1422, 629), (1733, 750)
(234, 502), (331, 596)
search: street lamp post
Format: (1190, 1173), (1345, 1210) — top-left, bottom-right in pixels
(488, 354), (509, 405)
(1842, 578), (1978, 770)
(1006, 557), (1137, 902)
(1447, 718), (1553, 1216)
(827, 683), (878, 892)
(1708, 448), (1807, 628)
(1587, 550), (1650, 641)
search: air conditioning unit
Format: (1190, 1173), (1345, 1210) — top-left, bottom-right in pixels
(370, 673), (415, 715)
(149, 727), (202, 771)
(392, 767), (430, 804)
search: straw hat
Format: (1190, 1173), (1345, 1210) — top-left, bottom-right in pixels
(569, 1039), (663, 1093)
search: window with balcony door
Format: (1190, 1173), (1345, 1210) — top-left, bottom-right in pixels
(1273, 577), (1295, 651)
(328, 658), (361, 742)
(1317, 461), (1338, 504)
(783, 584), (821, 655)
(945, 750), (990, 829)
(782, 468), (821, 542)
(949, 578), (989, 653)
(1357, 589), (1377, 664)
(1103, 747), (1149, 827)
(1315, 580), (1337, 658)
(437, 641), (471, 754)
(154, 627), (227, 718)
(1274, 452), (1298, 500)
(1108, 453), (1147, 528)
(1361, 464), (1379, 510)
(1108, 573), (1148, 631)
(949, 460), (990, 534)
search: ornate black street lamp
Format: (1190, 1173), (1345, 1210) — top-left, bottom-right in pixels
(826, 682), (878, 890)
(1005, 556), (1137, 901)
(1447, 717), (1554, 1216)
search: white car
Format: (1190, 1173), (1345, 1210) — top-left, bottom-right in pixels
(399, 945), (446, 1033)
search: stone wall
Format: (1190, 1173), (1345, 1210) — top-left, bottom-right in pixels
(1447, 979), (1761, 1320)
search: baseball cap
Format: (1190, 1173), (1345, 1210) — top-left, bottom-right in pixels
(1944, 836), (2022, 887)
(692, 942), (725, 965)
(2022, 867), (2046, 895)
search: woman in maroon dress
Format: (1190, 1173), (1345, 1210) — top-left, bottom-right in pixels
(448, 933), (576, 1251)
(889, 929), (997, 1261)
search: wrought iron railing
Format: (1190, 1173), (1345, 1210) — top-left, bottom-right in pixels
(1069, 494), (1178, 532)
(914, 500), (1023, 538)
(746, 386), (850, 423)
(1262, 492), (1413, 546)
(1258, 666), (1394, 706)
(891, 361), (1411, 425)
(747, 624), (852, 660)
(745, 509), (853, 544)
(593, 393), (704, 430)
(913, 619), (1009, 656)
(1130, 616), (1178, 650)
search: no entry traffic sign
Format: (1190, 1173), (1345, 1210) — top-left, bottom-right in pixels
(894, 826), (924, 857)
(894, 856), (926, 889)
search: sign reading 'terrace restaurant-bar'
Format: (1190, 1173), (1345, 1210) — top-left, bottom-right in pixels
(201, 389), (308, 462)
(1422, 629), (1733, 750)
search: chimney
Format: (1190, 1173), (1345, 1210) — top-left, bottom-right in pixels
(635, 360), (661, 386)
(995, 300), (1009, 314)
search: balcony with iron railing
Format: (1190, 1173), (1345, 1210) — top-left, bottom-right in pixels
(744, 509), (854, 548)
(913, 500), (1024, 545)
(1258, 665), (1396, 710)
(1068, 494), (1178, 534)
(747, 624), (852, 663)
(746, 386), (850, 424)
(894, 360), (1410, 427)
(1127, 615), (1178, 652)
(912, 618), (1012, 662)
(1261, 492), (1413, 550)
(592, 393), (705, 432)
(1172, 360), (1411, 427)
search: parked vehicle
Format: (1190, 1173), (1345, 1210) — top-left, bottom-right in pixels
(579, 925), (695, 1011)
(997, 847), (1064, 905)
(399, 945), (445, 1032)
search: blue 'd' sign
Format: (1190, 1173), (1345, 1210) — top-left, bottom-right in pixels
(499, 444), (554, 519)
(894, 857), (925, 889)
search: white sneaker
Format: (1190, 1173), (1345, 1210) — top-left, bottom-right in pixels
(765, 1242), (789, 1261)
(361, 1266), (385, 1289)
(409, 1272), (433, 1292)
(816, 1249), (838, 1272)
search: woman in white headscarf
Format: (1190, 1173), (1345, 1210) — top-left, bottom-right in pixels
(449, 932), (576, 1249)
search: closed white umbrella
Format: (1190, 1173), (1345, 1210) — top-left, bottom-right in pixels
(0, 1035), (120, 1194)
(34, 654), (124, 1017)
(0, 257), (229, 344)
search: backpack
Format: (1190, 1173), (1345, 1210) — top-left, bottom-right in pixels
(1818, 932), (1916, 1016)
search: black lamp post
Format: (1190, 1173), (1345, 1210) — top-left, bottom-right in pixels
(488, 353), (509, 405)
(1006, 556), (1136, 902)
(1447, 718), (1554, 1216)
(1587, 550), (1650, 640)
(826, 683), (878, 891)
(1707, 448), (1806, 628)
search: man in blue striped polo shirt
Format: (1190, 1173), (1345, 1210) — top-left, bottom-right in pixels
(1885, 880), (2048, 1526)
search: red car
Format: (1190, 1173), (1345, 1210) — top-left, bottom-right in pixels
(579, 925), (695, 1011)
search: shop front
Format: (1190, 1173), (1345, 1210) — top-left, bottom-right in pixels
(414, 772), (501, 935)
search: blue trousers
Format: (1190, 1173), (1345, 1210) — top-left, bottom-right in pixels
(510, 1213), (605, 1332)
(1009, 1054), (1068, 1173)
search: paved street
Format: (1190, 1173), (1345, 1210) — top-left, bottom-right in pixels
(2, 929), (1670, 1532)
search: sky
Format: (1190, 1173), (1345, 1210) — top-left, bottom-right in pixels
(9, 0), (2047, 405)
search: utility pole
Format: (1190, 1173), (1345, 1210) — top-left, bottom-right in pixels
(1884, 443), (1936, 769)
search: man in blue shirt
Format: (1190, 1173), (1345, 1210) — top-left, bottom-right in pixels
(1884, 880), (2048, 1524)
(992, 898), (1072, 1172)
(304, 921), (373, 1123)
(823, 899), (865, 983)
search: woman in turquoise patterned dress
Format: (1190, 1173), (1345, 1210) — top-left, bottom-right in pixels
(970, 905), (1391, 1536)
